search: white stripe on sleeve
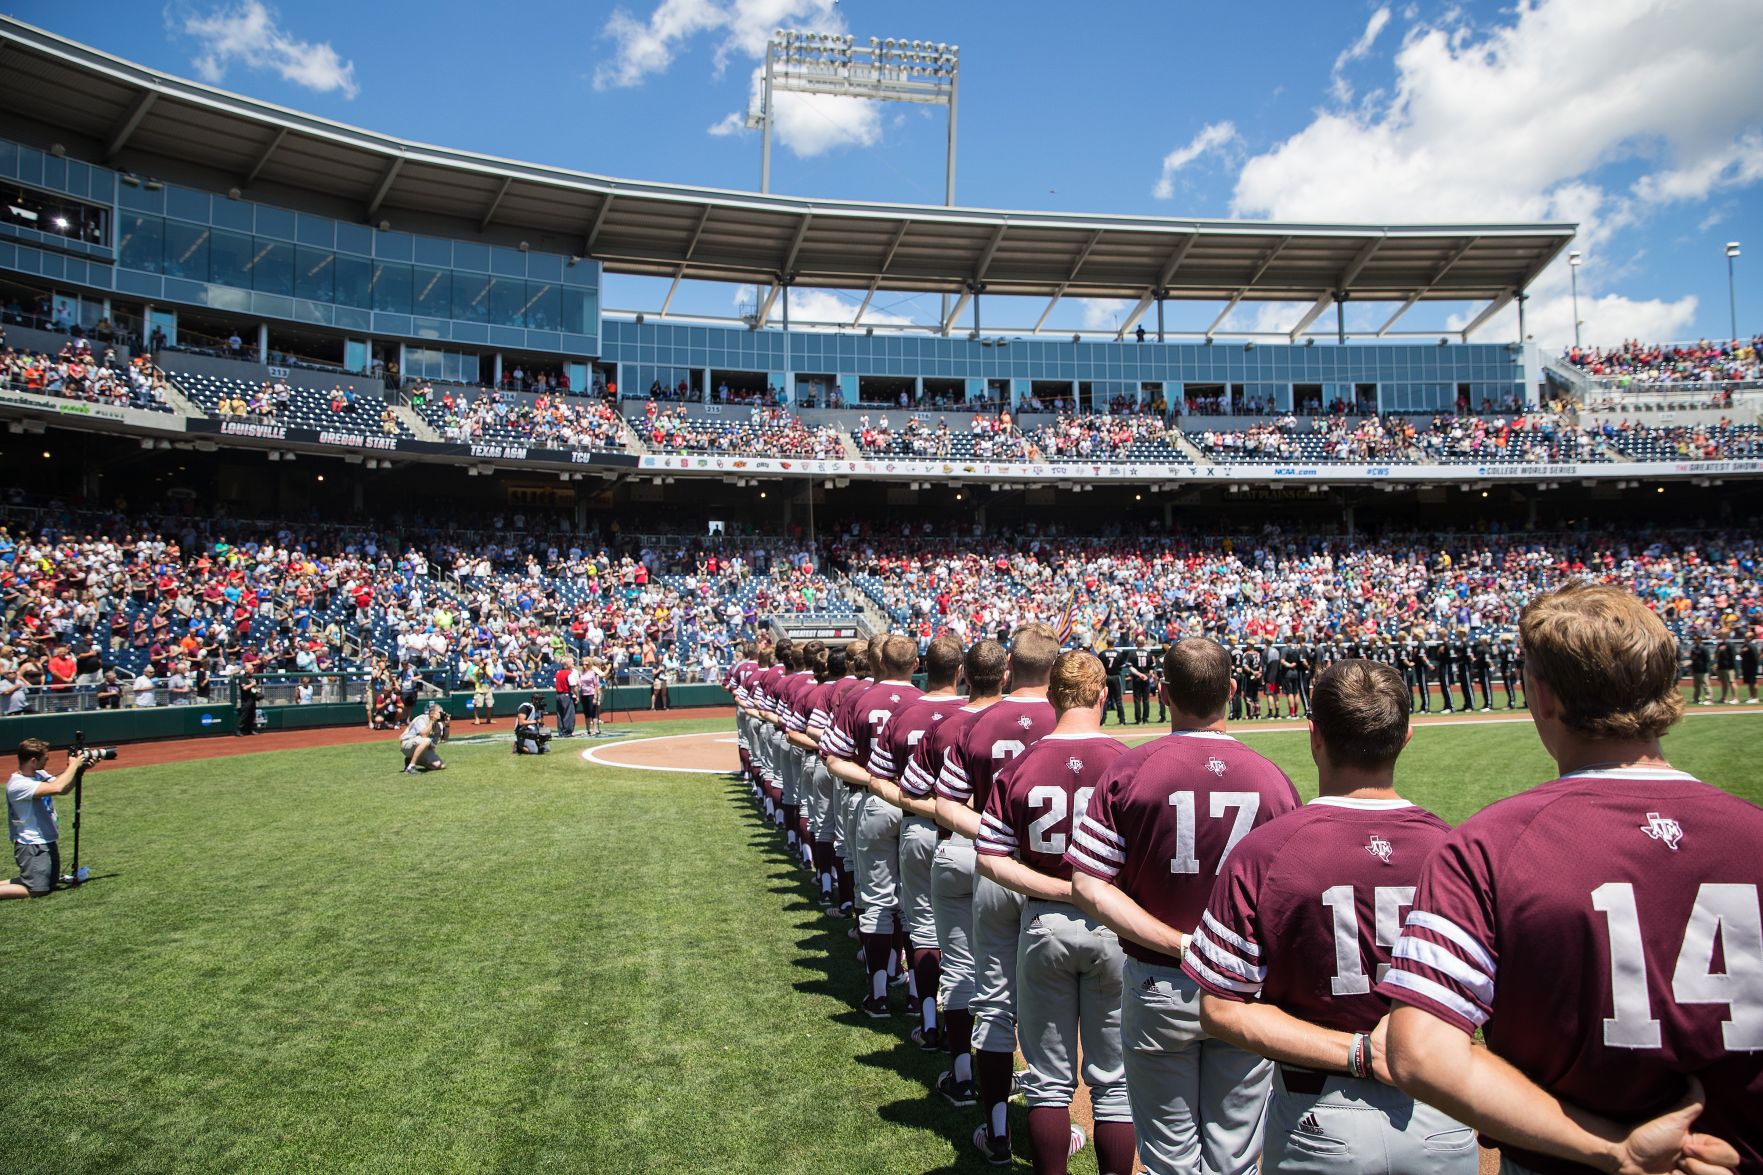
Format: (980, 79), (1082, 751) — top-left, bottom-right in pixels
(1391, 936), (1496, 1006)
(1380, 968), (1489, 1027)
(1182, 945), (1261, 996)
(1404, 911), (1498, 975)
(1201, 910), (1261, 958)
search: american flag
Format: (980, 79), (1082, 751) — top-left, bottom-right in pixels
(1054, 588), (1078, 644)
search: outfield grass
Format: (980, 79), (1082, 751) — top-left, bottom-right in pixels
(1, 710), (1757, 1174)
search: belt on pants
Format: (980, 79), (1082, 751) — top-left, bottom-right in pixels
(1278, 1064), (1350, 1095)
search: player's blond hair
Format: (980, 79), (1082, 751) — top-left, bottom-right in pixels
(880, 634), (920, 677)
(1007, 622), (1060, 687)
(1048, 651), (1106, 712)
(1519, 582), (1684, 741)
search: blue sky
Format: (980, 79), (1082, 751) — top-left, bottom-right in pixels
(18, 0), (1763, 345)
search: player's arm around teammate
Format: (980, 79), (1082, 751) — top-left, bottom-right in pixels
(1382, 584), (1752, 1175)
(1187, 659), (1477, 1175)
(975, 651), (1137, 1175)
(1067, 637), (1303, 1175)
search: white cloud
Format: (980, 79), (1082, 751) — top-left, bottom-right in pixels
(732, 283), (914, 328)
(1228, 0), (1763, 347)
(1079, 299), (1134, 332)
(1152, 122), (1237, 199)
(1331, 6), (1391, 103)
(594, 0), (725, 91)
(594, 0), (872, 158)
(175, 1), (358, 98)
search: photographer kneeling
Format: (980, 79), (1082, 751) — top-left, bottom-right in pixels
(400, 702), (448, 775)
(513, 693), (551, 756)
(3, 737), (99, 899)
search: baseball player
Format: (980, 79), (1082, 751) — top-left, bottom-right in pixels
(787, 644), (841, 893)
(734, 645), (776, 803)
(1185, 658), (1475, 1174)
(781, 640), (829, 870)
(728, 642), (761, 790)
(908, 638), (1008, 1106)
(772, 643), (817, 856)
(867, 636), (966, 1048)
(824, 634), (923, 1015)
(937, 623), (1061, 1164)
(1383, 582), (1757, 1175)
(976, 651), (1136, 1175)
(1067, 637), (1301, 1175)
(821, 639), (873, 916)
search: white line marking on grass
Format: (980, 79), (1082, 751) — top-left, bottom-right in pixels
(581, 731), (738, 775)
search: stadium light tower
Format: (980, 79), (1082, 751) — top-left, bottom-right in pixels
(747, 31), (960, 203)
(1568, 251), (1582, 348)
(1726, 241), (1741, 341)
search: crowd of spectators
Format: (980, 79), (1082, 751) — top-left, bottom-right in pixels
(635, 405), (845, 458)
(1029, 413), (1170, 459)
(0, 500), (865, 714)
(1564, 336), (1763, 385)
(0, 332), (170, 412)
(1594, 419), (1763, 461)
(1411, 413), (1618, 463)
(834, 521), (1763, 658)
(1195, 414), (1416, 462)
(419, 386), (627, 450)
(853, 412), (1031, 461)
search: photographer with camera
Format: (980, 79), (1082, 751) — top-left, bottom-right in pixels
(2, 737), (102, 899)
(513, 692), (552, 756)
(400, 702), (448, 774)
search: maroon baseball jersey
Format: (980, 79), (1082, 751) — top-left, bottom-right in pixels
(936, 695), (1057, 813)
(811, 675), (863, 735)
(1066, 729), (1301, 966)
(1380, 768), (1763, 1175)
(821, 679), (923, 773)
(727, 658), (757, 698)
(789, 677), (831, 735)
(901, 702), (987, 801)
(1183, 797), (1451, 1033)
(978, 732), (1128, 880)
(870, 692), (963, 783)
(774, 670), (815, 728)
(751, 664), (786, 715)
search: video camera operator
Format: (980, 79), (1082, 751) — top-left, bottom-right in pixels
(3, 737), (102, 899)
(513, 692), (552, 756)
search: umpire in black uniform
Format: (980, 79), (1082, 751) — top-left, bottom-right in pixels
(1100, 638), (1128, 725)
(1127, 642), (1155, 724)
(1497, 634), (1520, 708)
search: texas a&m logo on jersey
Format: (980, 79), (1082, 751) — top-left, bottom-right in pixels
(1205, 756), (1227, 777)
(1365, 834), (1393, 865)
(1640, 811), (1684, 851)
(1067, 757), (1085, 775)
(1018, 714), (1035, 730)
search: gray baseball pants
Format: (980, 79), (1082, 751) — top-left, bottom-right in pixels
(1122, 956), (1272, 1175)
(1264, 1067), (1477, 1173)
(931, 835), (977, 1011)
(971, 870), (1025, 1054)
(1016, 899), (1130, 1121)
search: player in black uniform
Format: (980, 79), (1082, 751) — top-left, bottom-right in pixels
(1450, 628), (1475, 711)
(1428, 630), (1455, 713)
(1277, 642), (1300, 718)
(1293, 636), (1314, 715)
(1239, 641), (1263, 720)
(1147, 644), (1168, 722)
(1100, 639), (1128, 725)
(1496, 633), (1519, 709)
(1127, 643), (1155, 724)
(1471, 635), (1494, 713)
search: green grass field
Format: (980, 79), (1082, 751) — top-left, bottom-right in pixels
(2, 710), (1759, 1174)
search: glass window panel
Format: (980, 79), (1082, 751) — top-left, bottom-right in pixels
(371, 261), (411, 314)
(491, 246), (525, 277)
(117, 213), (163, 273)
(165, 185), (209, 223)
(488, 276), (524, 326)
(253, 204), (295, 240)
(295, 246), (334, 302)
(413, 235), (451, 266)
(210, 195), (253, 232)
(524, 281), (559, 330)
(452, 241), (489, 272)
(452, 272), (491, 323)
(251, 238), (294, 296)
(335, 221), (373, 256)
(375, 230), (413, 261)
(162, 221), (210, 281)
(333, 254), (372, 309)
(208, 228), (253, 288)
(412, 266), (450, 318)
(561, 287), (596, 335)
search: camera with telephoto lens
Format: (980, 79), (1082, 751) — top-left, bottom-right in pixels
(72, 730), (118, 763)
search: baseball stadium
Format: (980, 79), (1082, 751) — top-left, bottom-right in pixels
(1, 6), (1759, 1174)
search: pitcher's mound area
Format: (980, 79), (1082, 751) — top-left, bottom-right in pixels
(582, 731), (740, 775)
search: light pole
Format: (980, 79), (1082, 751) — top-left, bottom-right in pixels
(1568, 251), (1582, 348)
(1726, 242), (1741, 341)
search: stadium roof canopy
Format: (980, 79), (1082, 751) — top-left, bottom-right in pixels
(0, 17), (1574, 335)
